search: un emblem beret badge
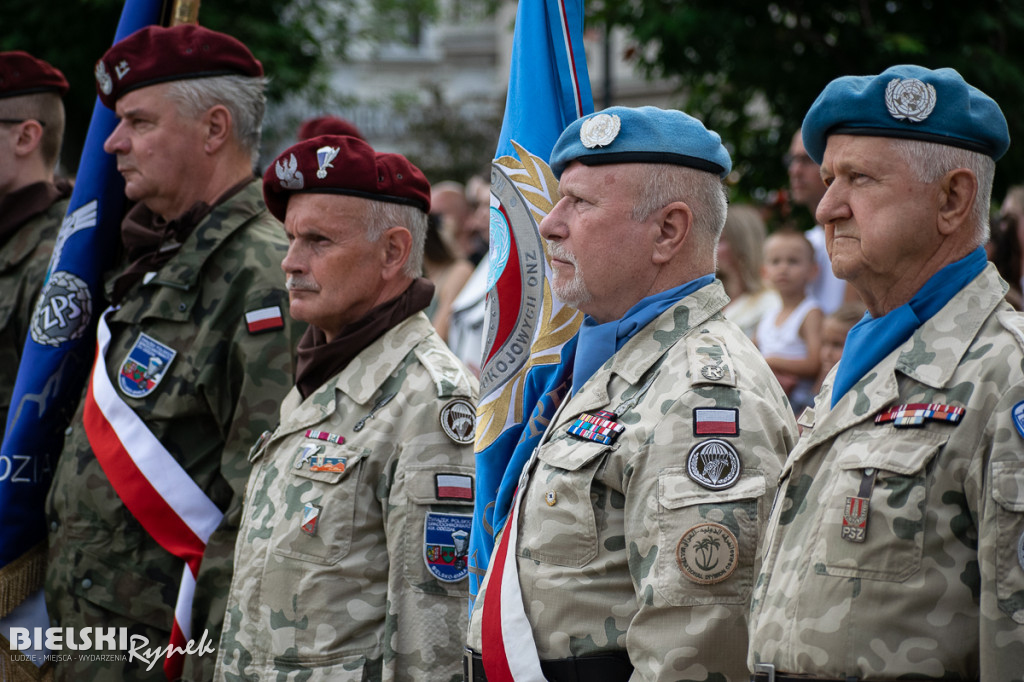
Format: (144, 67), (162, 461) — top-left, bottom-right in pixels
(885, 78), (937, 122)
(579, 113), (621, 149)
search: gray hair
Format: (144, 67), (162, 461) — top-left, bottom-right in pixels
(630, 163), (729, 256)
(889, 138), (994, 247)
(164, 75), (267, 164)
(364, 199), (428, 278)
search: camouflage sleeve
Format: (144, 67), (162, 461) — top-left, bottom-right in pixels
(382, 393), (476, 682)
(976, 381), (1024, 680)
(186, 287), (302, 680)
(623, 385), (791, 682)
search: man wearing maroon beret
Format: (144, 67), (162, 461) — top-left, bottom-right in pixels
(43, 25), (303, 681)
(214, 135), (478, 681)
(0, 51), (72, 444)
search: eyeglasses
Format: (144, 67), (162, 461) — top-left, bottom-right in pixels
(0, 118), (46, 127)
(783, 152), (814, 168)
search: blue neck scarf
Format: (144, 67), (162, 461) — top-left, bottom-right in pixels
(831, 247), (987, 407)
(572, 274), (714, 394)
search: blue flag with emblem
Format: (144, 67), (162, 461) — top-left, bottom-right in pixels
(468, 0), (593, 610)
(0, 0), (165, 623)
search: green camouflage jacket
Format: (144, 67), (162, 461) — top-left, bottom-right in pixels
(468, 280), (797, 682)
(45, 180), (303, 681)
(216, 311), (478, 682)
(0, 195), (65, 440)
(749, 263), (1024, 680)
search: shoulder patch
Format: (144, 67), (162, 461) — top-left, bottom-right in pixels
(440, 398), (476, 445)
(424, 512), (472, 582)
(245, 305), (284, 334)
(416, 344), (474, 398)
(686, 332), (736, 387)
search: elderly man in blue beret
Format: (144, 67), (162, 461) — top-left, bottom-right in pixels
(465, 106), (797, 682)
(748, 65), (1024, 681)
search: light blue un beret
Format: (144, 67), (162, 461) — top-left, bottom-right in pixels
(802, 64), (1010, 164)
(549, 105), (732, 179)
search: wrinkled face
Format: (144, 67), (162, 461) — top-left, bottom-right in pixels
(787, 131), (826, 211)
(816, 135), (938, 297)
(763, 233), (817, 297)
(538, 162), (654, 323)
(280, 192), (388, 340)
(103, 82), (208, 219)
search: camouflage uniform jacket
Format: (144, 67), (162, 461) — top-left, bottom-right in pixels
(468, 280), (797, 682)
(45, 180), (302, 681)
(0, 195), (66, 439)
(215, 311), (478, 682)
(748, 263), (1024, 681)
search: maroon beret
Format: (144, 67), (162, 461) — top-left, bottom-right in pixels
(263, 135), (431, 221)
(0, 51), (69, 99)
(95, 24), (263, 109)
(297, 115), (365, 142)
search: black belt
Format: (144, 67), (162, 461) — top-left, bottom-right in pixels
(464, 649), (633, 682)
(751, 664), (864, 681)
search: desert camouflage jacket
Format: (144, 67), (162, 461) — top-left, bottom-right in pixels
(0, 194), (66, 440)
(468, 280), (796, 682)
(45, 180), (302, 681)
(216, 311), (478, 682)
(749, 263), (1024, 680)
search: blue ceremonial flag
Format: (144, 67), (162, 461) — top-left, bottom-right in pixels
(0, 0), (165, 602)
(468, 0), (593, 608)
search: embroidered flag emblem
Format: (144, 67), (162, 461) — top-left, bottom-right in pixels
(693, 407), (739, 436)
(118, 333), (176, 398)
(875, 403), (964, 428)
(567, 409), (625, 445)
(435, 473), (474, 501)
(305, 429), (345, 445)
(423, 512), (472, 582)
(245, 306), (284, 334)
(301, 503), (321, 535)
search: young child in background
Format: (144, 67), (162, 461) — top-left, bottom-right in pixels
(755, 229), (823, 415)
(815, 301), (867, 392)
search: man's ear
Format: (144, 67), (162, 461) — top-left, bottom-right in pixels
(380, 226), (413, 279)
(12, 120), (45, 158)
(937, 168), (977, 237)
(202, 105), (233, 154)
(652, 200), (693, 264)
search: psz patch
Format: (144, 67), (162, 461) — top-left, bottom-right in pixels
(423, 512), (472, 582)
(693, 407), (738, 437)
(435, 473), (473, 501)
(118, 333), (176, 398)
(686, 439), (741, 490)
(676, 522), (738, 585)
(440, 398), (476, 444)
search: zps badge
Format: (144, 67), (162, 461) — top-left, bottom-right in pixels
(118, 333), (176, 398)
(423, 512), (472, 583)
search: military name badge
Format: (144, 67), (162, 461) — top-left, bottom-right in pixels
(423, 512), (472, 582)
(687, 439), (741, 490)
(676, 522), (738, 585)
(300, 503), (321, 536)
(440, 398), (476, 444)
(118, 333), (176, 398)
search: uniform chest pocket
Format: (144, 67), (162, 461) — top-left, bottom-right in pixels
(814, 429), (946, 582)
(270, 442), (367, 565)
(656, 470), (766, 607)
(516, 437), (611, 568)
(991, 462), (1024, 624)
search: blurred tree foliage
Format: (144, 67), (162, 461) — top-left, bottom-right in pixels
(592, 0), (1024, 223)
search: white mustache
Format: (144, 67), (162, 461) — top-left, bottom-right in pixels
(286, 276), (320, 292)
(545, 242), (577, 266)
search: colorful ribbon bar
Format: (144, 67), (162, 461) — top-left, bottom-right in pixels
(875, 403), (965, 428)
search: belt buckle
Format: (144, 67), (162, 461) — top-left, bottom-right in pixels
(754, 663), (775, 682)
(463, 648), (475, 682)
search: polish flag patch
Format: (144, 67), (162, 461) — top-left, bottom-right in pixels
(693, 407), (739, 436)
(435, 473), (474, 501)
(245, 306), (284, 334)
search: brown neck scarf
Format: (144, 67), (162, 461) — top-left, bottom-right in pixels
(295, 278), (436, 399)
(110, 178), (251, 303)
(0, 179), (72, 248)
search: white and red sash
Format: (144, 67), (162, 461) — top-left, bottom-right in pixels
(481, 482), (545, 681)
(82, 307), (223, 679)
